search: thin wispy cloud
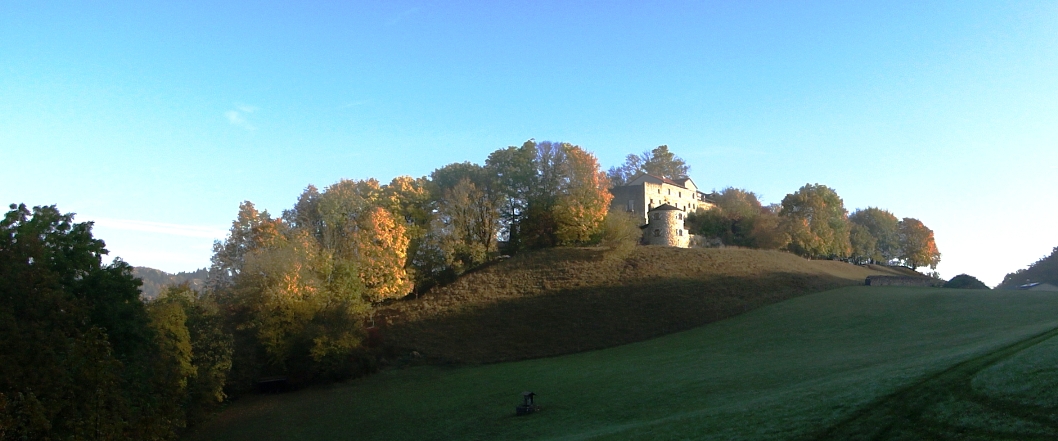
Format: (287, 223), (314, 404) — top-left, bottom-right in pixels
(386, 7), (420, 26)
(92, 218), (228, 239)
(225, 103), (258, 131)
(339, 100), (370, 109)
(691, 147), (767, 158)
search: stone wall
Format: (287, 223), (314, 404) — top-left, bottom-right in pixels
(865, 275), (943, 287)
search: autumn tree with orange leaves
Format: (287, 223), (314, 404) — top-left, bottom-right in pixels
(897, 217), (941, 270)
(553, 145), (612, 245)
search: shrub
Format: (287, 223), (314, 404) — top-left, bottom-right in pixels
(943, 274), (990, 290)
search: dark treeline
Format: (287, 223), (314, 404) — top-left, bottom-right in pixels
(1, 205), (229, 440)
(997, 246), (1058, 289)
(1, 141), (944, 439)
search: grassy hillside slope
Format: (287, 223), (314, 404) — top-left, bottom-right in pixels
(378, 247), (920, 363)
(189, 287), (1058, 441)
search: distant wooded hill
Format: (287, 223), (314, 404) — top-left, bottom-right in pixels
(132, 266), (208, 299)
(997, 246), (1058, 289)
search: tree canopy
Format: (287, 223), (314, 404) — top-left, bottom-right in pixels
(778, 184), (851, 258)
(0, 204), (221, 440)
(943, 274), (990, 289)
(849, 207), (900, 264)
(897, 217), (941, 270)
(685, 187), (786, 249)
(607, 145), (690, 186)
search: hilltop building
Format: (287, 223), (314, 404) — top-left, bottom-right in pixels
(642, 204), (691, 247)
(609, 174), (717, 248)
(1017, 282), (1058, 291)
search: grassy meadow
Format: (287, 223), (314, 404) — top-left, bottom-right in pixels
(189, 287), (1058, 440)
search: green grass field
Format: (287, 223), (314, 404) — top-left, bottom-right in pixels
(188, 287), (1058, 440)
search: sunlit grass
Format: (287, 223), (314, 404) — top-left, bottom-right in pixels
(188, 287), (1058, 441)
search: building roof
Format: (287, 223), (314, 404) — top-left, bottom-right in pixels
(625, 173), (698, 191)
(648, 203), (681, 212)
(1018, 282), (1058, 291)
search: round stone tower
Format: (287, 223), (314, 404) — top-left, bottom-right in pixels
(643, 204), (690, 247)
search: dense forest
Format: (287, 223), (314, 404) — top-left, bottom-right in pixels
(1, 140), (945, 439)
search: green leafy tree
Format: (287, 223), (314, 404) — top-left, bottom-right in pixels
(607, 145), (690, 186)
(434, 177), (499, 273)
(943, 274), (990, 289)
(750, 204), (789, 250)
(897, 218), (941, 270)
(486, 141), (537, 249)
(686, 188), (764, 247)
(150, 284), (232, 423)
(0, 204), (185, 440)
(849, 207), (900, 263)
(848, 223), (878, 265)
(597, 210), (642, 258)
(522, 141), (612, 247)
(779, 184), (852, 258)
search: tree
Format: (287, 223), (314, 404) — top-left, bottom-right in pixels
(943, 274), (989, 289)
(897, 218), (941, 270)
(686, 187), (763, 247)
(779, 184), (851, 258)
(848, 223), (878, 265)
(151, 284), (232, 424)
(434, 178), (500, 273)
(597, 210), (642, 257)
(607, 145), (690, 186)
(0, 204), (183, 439)
(849, 207), (900, 264)
(316, 179), (382, 259)
(485, 141), (537, 248)
(998, 246), (1058, 289)
(750, 204), (789, 250)
(208, 201), (276, 292)
(381, 176), (434, 287)
(553, 146), (612, 245)
(522, 141), (612, 247)
(355, 207), (412, 301)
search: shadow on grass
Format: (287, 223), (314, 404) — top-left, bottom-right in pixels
(381, 271), (853, 364)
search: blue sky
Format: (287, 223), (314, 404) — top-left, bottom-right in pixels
(2, 1), (1056, 286)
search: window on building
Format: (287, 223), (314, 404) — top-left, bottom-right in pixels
(678, 213), (683, 220)
(652, 212), (660, 220)
(668, 189), (671, 195)
(627, 199), (634, 211)
(678, 229), (683, 236)
(653, 229), (660, 237)
(678, 191), (682, 197)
